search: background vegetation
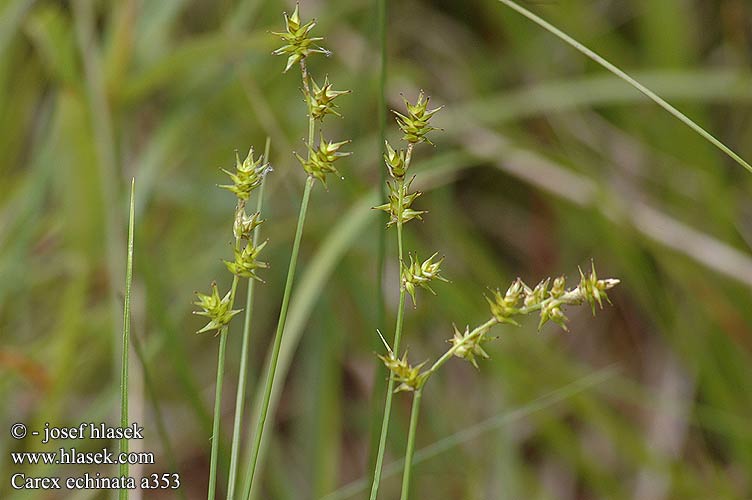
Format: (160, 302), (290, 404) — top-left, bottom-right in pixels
(2, 0), (752, 498)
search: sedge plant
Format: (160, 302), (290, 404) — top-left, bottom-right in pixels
(370, 91), (444, 499)
(369, 92), (620, 499)
(243, 5), (351, 498)
(227, 138), (271, 499)
(379, 265), (619, 499)
(193, 148), (270, 500)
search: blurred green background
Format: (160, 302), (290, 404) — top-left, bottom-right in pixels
(2, 0), (752, 498)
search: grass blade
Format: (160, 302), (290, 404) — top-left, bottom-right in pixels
(119, 179), (135, 500)
(496, 0), (752, 175)
(243, 176), (316, 499)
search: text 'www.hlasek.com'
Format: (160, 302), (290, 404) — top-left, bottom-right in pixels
(8, 421), (180, 491)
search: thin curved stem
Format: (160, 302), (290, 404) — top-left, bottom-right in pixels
(243, 175), (315, 499)
(227, 138), (271, 499)
(496, 0), (752, 175)
(208, 328), (229, 500)
(400, 389), (422, 500)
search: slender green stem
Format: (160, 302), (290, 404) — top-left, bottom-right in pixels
(209, 238), (243, 500)
(370, 180), (406, 500)
(400, 389), (422, 500)
(227, 138), (270, 499)
(243, 57), (317, 500)
(496, 0), (752, 175)
(119, 179), (135, 500)
(208, 328), (229, 500)
(244, 175), (315, 499)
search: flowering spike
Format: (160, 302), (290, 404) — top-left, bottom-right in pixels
(393, 91), (443, 145)
(577, 261), (620, 315)
(384, 141), (408, 180)
(372, 176), (426, 226)
(376, 349), (427, 393)
(223, 240), (269, 282)
(296, 134), (351, 186)
(193, 282), (242, 335)
(448, 324), (494, 369)
(401, 252), (448, 306)
(233, 210), (264, 240)
(309, 76), (350, 120)
(219, 147), (270, 201)
(485, 279), (525, 325)
(272, 3), (331, 72)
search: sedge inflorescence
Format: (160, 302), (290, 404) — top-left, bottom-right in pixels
(379, 262), (620, 390)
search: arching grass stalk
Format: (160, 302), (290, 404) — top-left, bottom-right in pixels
(383, 267), (620, 499)
(194, 148), (271, 500)
(227, 137), (272, 499)
(244, 6), (351, 497)
(371, 93), (443, 499)
(119, 179), (135, 500)
(495, 0), (752, 175)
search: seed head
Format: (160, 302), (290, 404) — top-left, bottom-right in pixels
(523, 277), (550, 308)
(577, 261), (620, 314)
(393, 91), (442, 145)
(373, 176), (425, 226)
(309, 76), (350, 120)
(384, 141), (408, 180)
(448, 324), (494, 369)
(272, 3), (331, 73)
(219, 148), (270, 201)
(538, 299), (568, 332)
(224, 241), (268, 282)
(486, 279), (525, 325)
(377, 349), (427, 393)
(193, 282), (242, 334)
(295, 135), (351, 186)
(233, 210), (264, 241)
(401, 252), (449, 306)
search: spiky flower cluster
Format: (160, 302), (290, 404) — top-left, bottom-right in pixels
(195, 145), (270, 334)
(402, 252), (448, 305)
(310, 77), (350, 120)
(374, 178), (425, 226)
(449, 324), (494, 369)
(271, 4), (330, 73)
(193, 282), (242, 335)
(295, 136), (351, 186)
(377, 264), (619, 387)
(393, 91), (442, 145)
(383, 141), (407, 180)
(273, 5), (350, 187)
(233, 210), (263, 241)
(224, 241), (268, 282)
(486, 262), (620, 332)
(220, 148), (271, 201)
(377, 349), (427, 393)
(374, 92), (441, 228)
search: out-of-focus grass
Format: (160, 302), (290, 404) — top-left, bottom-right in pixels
(2, 0), (752, 499)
